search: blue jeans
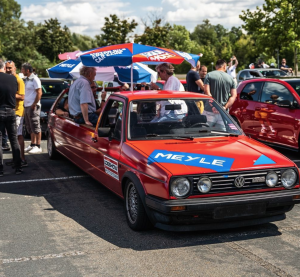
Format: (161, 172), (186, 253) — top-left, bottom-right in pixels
(0, 108), (21, 170)
(74, 113), (99, 127)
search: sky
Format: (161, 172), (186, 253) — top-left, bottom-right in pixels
(17, 0), (265, 37)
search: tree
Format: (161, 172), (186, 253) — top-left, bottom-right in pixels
(135, 19), (172, 47)
(35, 18), (73, 63)
(240, 0), (300, 74)
(71, 33), (97, 51)
(0, 0), (21, 29)
(99, 14), (137, 46)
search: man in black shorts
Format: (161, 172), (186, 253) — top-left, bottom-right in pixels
(0, 59), (22, 175)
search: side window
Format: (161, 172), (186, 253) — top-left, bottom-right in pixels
(249, 71), (261, 78)
(100, 99), (124, 140)
(240, 82), (262, 101)
(239, 71), (247, 81)
(260, 82), (294, 104)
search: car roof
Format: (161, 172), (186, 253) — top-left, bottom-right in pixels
(239, 78), (299, 86)
(111, 90), (212, 101)
(240, 68), (284, 72)
(40, 78), (68, 82)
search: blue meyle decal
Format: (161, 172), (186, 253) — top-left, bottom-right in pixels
(147, 150), (234, 172)
(254, 155), (276, 166)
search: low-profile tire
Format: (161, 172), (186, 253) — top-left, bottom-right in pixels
(125, 180), (152, 231)
(47, 133), (59, 159)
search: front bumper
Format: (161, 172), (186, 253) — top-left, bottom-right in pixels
(145, 189), (300, 231)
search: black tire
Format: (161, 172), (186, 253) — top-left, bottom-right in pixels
(47, 133), (59, 159)
(124, 180), (152, 231)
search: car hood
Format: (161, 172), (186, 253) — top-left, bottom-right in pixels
(127, 136), (295, 175)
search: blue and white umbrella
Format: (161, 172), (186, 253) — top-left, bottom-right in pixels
(47, 59), (157, 83)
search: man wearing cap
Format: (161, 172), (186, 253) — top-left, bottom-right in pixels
(0, 59), (22, 175)
(22, 63), (42, 154)
(5, 61), (27, 166)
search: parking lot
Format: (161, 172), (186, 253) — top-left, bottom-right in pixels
(0, 140), (300, 277)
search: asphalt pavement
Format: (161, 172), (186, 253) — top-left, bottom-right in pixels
(0, 140), (300, 277)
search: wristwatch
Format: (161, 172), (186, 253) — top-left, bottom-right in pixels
(101, 100), (105, 103)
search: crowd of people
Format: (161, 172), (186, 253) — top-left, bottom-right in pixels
(0, 60), (43, 176)
(0, 55), (294, 176)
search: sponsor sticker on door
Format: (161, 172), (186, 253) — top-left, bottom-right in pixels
(104, 156), (119, 180)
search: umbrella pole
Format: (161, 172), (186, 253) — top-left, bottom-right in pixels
(131, 64), (133, 91)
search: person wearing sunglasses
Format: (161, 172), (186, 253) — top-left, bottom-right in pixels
(280, 58), (293, 75)
(151, 63), (184, 91)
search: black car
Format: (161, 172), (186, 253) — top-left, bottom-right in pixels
(23, 78), (69, 137)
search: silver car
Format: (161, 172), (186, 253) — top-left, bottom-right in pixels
(237, 68), (288, 84)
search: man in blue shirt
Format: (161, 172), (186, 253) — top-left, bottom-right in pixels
(280, 58), (293, 75)
(69, 66), (98, 126)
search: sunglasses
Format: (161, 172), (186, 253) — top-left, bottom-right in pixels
(91, 86), (97, 89)
(5, 60), (13, 64)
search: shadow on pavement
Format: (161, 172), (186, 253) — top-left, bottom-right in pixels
(0, 153), (283, 251)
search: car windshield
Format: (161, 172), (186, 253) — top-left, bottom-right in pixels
(260, 70), (287, 77)
(128, 98), (242, 140)
(41, 81), (69, 97)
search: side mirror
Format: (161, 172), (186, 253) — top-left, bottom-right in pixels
(277, 100), (292, 108)
(98, 127), (111, 137)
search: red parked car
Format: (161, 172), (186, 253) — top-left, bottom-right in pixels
(230, 78), (300, 151)
(47, 89), (300, 231)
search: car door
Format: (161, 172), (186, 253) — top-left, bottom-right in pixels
(89, 97), (126, 196)
(258, 82), (298, 148)
(238, 82), (264, 138)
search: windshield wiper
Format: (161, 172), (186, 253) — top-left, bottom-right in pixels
(145, 134), (194, 140)
(210, 131), (239, 137)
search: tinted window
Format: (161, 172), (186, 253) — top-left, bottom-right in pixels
(260, 82), (293, 104)
(249, 71), (261, 78)
(239, 71), (248, 81)
(240, 82), (262, 101)
(285, 81), (300, 96)
(261, 70), (287, 77)
(41, 81), (69, 97)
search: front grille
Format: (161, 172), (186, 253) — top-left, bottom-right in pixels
(191, 169), (284, 195)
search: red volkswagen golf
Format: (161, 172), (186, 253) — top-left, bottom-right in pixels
(47, 89), (300, 231)
(230, 78), (300, 151)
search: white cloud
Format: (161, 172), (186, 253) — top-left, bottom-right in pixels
(22, 1), (133, 36)
(143, 6), (163, 12)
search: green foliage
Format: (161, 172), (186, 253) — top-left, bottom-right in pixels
(240, 0), (300, 73)
(71, 33), (97, 51)
(99, 14), (138, 46)
(35, 18), (73, 63)
(135, 19), (172, 47)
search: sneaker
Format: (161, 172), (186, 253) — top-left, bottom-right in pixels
(11, 160), (28, 168)
(21, 160), (28, 167)
(15, 167), (23, 175)
(25, 145), (33, 153)
(28, 146), (42, 154)
(2, 143), (10, 151)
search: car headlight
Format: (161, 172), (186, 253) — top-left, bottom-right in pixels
(266, 171), (278, 187)
(170, 178), (190, 198)
(197, 177), (212, 193)
(281, 169), (297, 189)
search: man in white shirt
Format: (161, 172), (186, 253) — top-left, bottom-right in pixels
(227, 56), (238, 85)
(150, 63), (186, 122)
(151, 63), (185, 91)
(21, 63), (42, 154)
